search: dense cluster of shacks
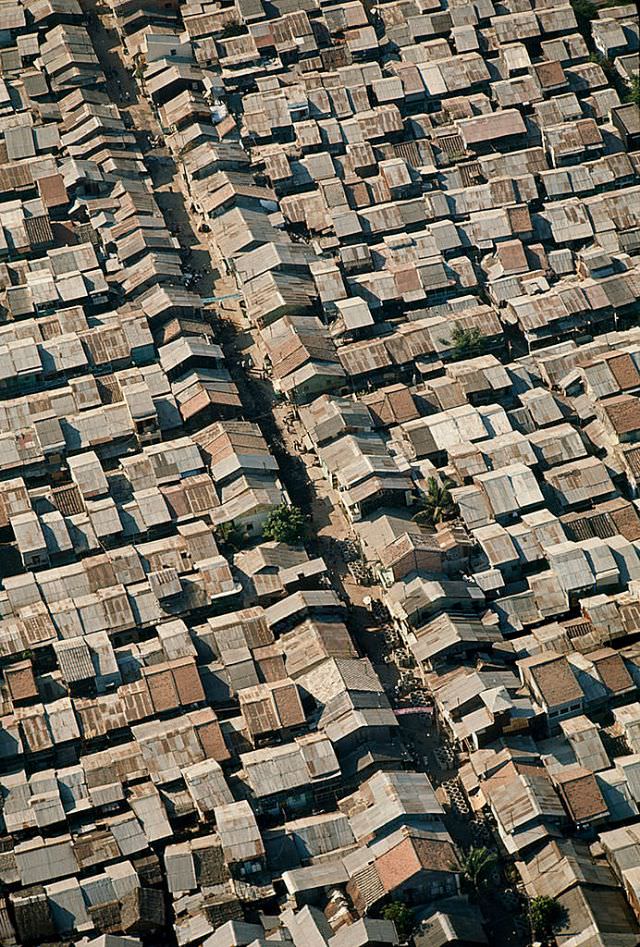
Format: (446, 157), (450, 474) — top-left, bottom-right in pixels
(0, 0), (639, 943)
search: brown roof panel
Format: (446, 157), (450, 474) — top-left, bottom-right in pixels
(587, 649), (634, 695)
(241, 689), (279, 736)
(607, 352), (640, 391)
(271, 680), (305, 728)
(52, 483), (85, 517)
(555, 766), (608, 823)
(375, 832), (459, 893)
(172, 658), (206, 706)
(5, 661), (38, 703)
(145, 666), (180, 713)
(120, 678), (155, 724)
(24, 215), (54, 248)
(254, 644), (287, 683)
(37, 174), (69, 209)
(526, 654), (584, 707)
(602, 394), (640, 435)
(191, 708), (231, 762)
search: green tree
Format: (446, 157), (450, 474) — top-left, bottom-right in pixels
(413, 477), (457, 527)
(530, 895), (563, 941)
(220, 16), (245, 37)
(382, 902), (414, 941)
(449, 324), (486, 360)
(571, 0), (597, 37)
(262, 504), (307, 543)
(589, 51), (617, 84)
(133, 53), (146, 80)
(459, 846), (498, 896)
(215, 521), (246, 550)
(571, 0), (597, 20)
(627, 74), (640, 107)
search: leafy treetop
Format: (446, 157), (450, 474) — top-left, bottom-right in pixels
(262, 503), (307, 543)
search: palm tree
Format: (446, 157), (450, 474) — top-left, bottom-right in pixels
(413, 477), (457, 527)
(459, 847), (498, 896)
